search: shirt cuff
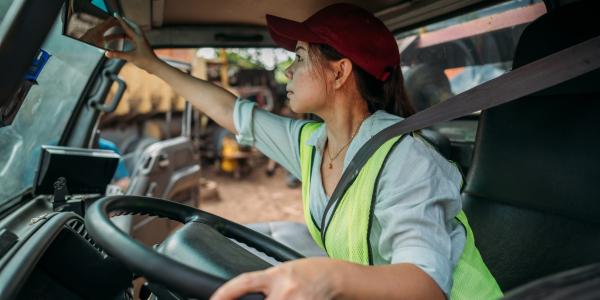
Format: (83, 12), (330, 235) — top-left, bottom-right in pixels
(233, 98), (256, 146)
(391, 246), (453, 296)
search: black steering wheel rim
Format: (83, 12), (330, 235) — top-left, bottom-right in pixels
(85, 195), (303, 299)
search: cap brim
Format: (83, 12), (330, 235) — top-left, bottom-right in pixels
(266, 14), (323, 51)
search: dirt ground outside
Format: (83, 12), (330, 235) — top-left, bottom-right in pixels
(199, 162), (305, 226)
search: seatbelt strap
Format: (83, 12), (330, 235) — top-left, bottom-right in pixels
(320, 34), (600, 244)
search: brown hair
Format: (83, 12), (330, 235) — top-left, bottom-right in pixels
(309, 44), (415, 117)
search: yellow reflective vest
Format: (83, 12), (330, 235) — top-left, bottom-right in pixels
(299, 122), (503, 299)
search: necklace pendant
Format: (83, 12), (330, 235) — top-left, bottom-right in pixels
(328, 162), (333, 169)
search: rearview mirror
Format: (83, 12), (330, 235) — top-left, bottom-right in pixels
(63, 0), (132, 51)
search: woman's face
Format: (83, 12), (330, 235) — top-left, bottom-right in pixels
(285, 41), (330, 114)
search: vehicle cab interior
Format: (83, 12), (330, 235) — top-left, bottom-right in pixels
(0, 0), (598, 299)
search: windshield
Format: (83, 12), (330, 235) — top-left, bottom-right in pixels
(0, 13), (103, 204)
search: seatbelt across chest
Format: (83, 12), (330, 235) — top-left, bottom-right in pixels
(320, 34), (600, 243)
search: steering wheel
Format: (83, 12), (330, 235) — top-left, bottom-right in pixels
(85, 195), (304, 299)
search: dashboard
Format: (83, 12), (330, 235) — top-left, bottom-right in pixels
(0, 197), (132, 299)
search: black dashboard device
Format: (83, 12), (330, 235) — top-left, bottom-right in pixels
(34, 145), (119, 195)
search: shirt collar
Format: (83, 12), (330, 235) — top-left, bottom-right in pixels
(305, 122), (328, 151)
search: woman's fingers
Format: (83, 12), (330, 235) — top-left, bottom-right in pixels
(122, 16), (144, 36)
(210, 271), (269, 300)
(210, 259), (340, 300)
(113, 14), (145, 43)
(114, 15), (138, 40)
(103, 33), (129, 42)
(97, 17), (120, 32)
(103, 14), (158, 69)
(105, 50), (131, 61)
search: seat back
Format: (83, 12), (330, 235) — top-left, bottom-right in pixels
(125, 136), (201, 245)
(127, 136), (200, 200)
(462, 0), (600, 291)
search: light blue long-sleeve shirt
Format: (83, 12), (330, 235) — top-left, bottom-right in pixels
(234, 99), (465, 294)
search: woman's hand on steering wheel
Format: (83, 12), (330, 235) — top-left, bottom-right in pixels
(210, 257), (341, 300)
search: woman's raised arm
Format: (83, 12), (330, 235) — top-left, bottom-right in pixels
(105, 16), (237, 133)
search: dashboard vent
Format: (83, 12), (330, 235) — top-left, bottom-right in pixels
(65, 219), (105, 256)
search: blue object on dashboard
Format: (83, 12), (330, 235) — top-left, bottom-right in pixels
(91, 0), (109, 13)
(25, 49), (51, 82)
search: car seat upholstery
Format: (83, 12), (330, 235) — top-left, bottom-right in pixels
(115, 136), (201, 244)
(462, 0), (600, 292)
(419, 128), (452, 160)
(127, 136), (200, 200)
(122, 137), (159, 175)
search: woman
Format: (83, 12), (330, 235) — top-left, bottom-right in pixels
(108, 3), (501, 299)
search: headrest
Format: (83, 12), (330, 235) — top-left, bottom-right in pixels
(512, 0), (600, 95)
(465, 0), (600, 224)
(404, 64), (453, 111)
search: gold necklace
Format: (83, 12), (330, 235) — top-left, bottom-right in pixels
(326, 118), (366, 169)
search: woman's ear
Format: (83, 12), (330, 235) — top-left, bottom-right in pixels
(332, 58), (353, 89)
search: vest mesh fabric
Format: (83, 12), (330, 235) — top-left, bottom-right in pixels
(300, 123), (327, 251)
(300, 122), (401, 263)
(299, 123), (503, 299)
(451, 211), (503, 299)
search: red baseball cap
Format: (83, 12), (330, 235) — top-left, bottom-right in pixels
(266, 3), (400, 81)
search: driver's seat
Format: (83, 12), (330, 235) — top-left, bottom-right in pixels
(462, 0), (600, 292)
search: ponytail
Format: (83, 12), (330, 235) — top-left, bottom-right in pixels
(312, 44), (415, 117)
(355, 65), (415, 117)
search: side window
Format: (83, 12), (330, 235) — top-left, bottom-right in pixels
(397, 0), (546, 112)
(0, 15), (103, 201)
